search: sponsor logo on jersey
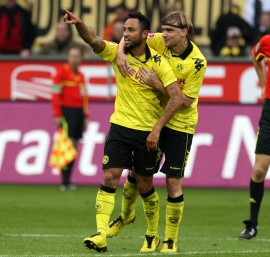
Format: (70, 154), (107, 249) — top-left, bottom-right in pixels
(148, 33), (156, 38)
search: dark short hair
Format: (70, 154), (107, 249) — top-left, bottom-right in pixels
(127, 11), (150, 31)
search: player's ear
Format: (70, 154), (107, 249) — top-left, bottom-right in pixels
(182, 28), (188, 35)
(142, 30), (149, 39)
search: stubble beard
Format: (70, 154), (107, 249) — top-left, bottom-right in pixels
(124, 37), (143, 52)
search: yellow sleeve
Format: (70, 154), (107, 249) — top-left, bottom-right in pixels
(146, 33), (164, 52)
(97, 41), (118, 62)
(152, 54), (177, 88)
(182, 59), (207, 98)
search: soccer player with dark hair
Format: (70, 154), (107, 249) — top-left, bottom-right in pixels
(63, 9), (184, 252)
(107, 11), (207, 253)
(239, 34), (270, 240)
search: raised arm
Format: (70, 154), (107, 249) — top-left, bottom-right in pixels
(63, 8), (105, 54)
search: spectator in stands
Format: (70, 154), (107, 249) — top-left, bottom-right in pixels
(0, 0), (36, 57)
(210, 4), (253, 57)
(258, 11), (270, 37)
(36, 20), (90, 57)
(110, 20), (124, 43)
(244, 0), (270, 43)
(244, 0), (270, 31)
(219, 27), (247, 57)
(103, 3), (129, 41)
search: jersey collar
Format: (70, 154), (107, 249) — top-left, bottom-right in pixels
(128, 44), (152, 63)
(171, 40), (193, 60)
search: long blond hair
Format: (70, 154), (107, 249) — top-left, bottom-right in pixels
(161, 11), (194, 39)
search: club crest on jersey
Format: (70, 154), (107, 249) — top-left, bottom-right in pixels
(177, 63), (183, 72)
(96, 203), (101, 211)
(103, 155), (109, 164)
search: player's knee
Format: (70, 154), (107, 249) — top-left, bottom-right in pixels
(253, 166), (268, 181)
(136, 178), (153, 194)
(102, 170), (121, 187)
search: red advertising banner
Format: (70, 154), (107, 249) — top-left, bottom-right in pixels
(0, 60), (261, 103)
(0, 102), (269, 188)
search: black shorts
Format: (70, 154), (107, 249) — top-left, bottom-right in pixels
(62, 107), (84, 140)
(102, 123), (158, 177)
(256, 99), (270, 155)
(159, 126), (193, 178)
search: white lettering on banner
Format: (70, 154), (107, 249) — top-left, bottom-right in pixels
(15, 130), (50, 175)
(185, 133), (214, 178)
(240, 67), (261, 103)
(199, 66), (225, 98)
(79, 122), (106, 176)
(222, 116), (256, 179)
(0, 130), (21, 172)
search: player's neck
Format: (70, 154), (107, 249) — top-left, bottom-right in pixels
(172, 38), (188, 55)
(130, 42), (147, 57)
(69, 63), (79, 72)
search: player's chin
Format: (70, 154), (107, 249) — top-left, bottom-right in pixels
(124, 41), (131, 47)
(164, 41), (171, 48)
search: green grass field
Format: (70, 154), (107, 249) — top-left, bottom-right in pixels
(1, 185), (270, 257)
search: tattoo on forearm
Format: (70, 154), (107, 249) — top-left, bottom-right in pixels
(163, 85), (177, 118)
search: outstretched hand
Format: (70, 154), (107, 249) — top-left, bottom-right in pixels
(63, 8), (81, 24)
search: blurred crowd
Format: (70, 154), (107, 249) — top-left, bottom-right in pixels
(209, 0), (270, 57)
(1, 0), (270, 59)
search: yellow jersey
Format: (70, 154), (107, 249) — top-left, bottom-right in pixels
(147, 33), (207, 134)
(98, 41), (177, 131)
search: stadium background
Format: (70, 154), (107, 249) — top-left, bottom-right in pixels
(0, 0), (246, 48)
(1, 0), (267, 188)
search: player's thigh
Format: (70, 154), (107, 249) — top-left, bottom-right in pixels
(132, 131), (158, 177)
(102, 124), (133, 170)
(160, 127), (193, 178)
